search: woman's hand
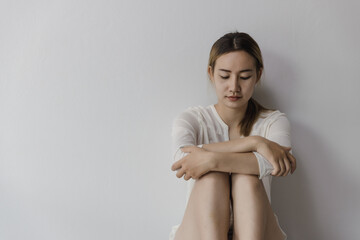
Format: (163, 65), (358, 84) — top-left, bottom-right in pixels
(256, 139), (297, 177)
(171, 146), (216, 180)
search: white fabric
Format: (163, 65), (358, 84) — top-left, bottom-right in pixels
(169, 104), (291, 240)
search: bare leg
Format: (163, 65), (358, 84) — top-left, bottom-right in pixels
(231, 174), (285, 240)
(174, 172), (231, 240)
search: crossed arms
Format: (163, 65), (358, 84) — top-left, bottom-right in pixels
(171, 136), (296, 181)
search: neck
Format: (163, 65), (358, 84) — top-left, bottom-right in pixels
(214, 101), (248, 129)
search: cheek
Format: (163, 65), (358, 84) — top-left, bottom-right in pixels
(214, 81), (226, 91)
(242, 82), (256, 95)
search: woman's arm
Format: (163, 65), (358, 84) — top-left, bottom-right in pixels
(206, 139), (295, 178)
(202, 115), (296, 177)
(211, 151), (260, 176)
(183, 135), (294, 177)
(201, 136), (262, 153)
(172, 149), (261, 179)
(176, 136), (294, 180)
(180, 136), (274, 177)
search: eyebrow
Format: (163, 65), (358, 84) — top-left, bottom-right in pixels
(219, 68), (253, 73)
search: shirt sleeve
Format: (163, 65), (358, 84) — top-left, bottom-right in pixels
(171, 109), (202, 163)
(254, 114), (292, 179)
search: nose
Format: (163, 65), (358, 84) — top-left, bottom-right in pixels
(229, 76), (240, 94)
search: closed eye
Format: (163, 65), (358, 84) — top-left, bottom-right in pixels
(220, 76), (252, 80)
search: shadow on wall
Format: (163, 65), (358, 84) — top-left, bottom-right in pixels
(252, 49), (297, 111)
(270, 120), (360, 240)
(272, 122), (324, 240)
(253, 50), (359, 239)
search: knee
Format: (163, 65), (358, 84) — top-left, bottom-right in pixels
(195, 172), (230, 190)
(231, 173), (263, 191)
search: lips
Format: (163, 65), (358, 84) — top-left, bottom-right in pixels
(227, 96), (241, 101)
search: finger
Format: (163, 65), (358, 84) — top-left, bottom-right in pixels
(271, 164), (280, 176)
(184, 173), (191, 181)
(283, 158), (291, 176)
(287, 152), (297, 173)
(270, 158), (280, 176)
(176, 168), (186, 178)
(286, 152), (296, 173)
(277, 160), (285, 176)
(171, 160), (182, 171)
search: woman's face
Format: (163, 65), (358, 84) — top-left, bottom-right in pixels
(208, 50), (261, 111)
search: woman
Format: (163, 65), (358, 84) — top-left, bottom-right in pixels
(169, 32), (296, 240)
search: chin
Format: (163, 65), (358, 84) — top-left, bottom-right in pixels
(223, 100), (247, 109)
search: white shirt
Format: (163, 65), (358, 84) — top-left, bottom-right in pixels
(169, 104), (291, 240)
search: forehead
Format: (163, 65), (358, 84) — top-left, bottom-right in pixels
(215, 51), (256, 71)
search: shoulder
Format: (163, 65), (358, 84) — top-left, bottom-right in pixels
(262, 109), (291, 134)
(174, 105), (209, 122)
(259, 109), (289, 122)
(172, 105), (208, 130)
(174, 105), (201, 121)
(254, 109), (291, 134)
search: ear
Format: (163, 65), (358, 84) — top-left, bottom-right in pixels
(256, 68), (263, 84)
(208, 66), (214, 83)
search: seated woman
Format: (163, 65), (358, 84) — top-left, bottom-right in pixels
(169, 32), (296, 240)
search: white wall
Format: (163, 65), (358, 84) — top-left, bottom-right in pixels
(1, 0), (359, 239)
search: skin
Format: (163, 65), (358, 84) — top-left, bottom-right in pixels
(172, 50), (296, 239)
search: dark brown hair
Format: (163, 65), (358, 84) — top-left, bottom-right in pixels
(208, 32), (272, 137)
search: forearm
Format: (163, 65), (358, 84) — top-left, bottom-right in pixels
(211, 152), (260, 176)
(202, 136), (263, 153)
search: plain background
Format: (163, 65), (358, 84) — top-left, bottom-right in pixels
(1, 0), (360, 239)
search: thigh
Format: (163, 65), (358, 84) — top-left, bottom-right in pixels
(231, 174), (266, 239)
(231, 174), (285, 240)
(175, 172), (231, 240)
